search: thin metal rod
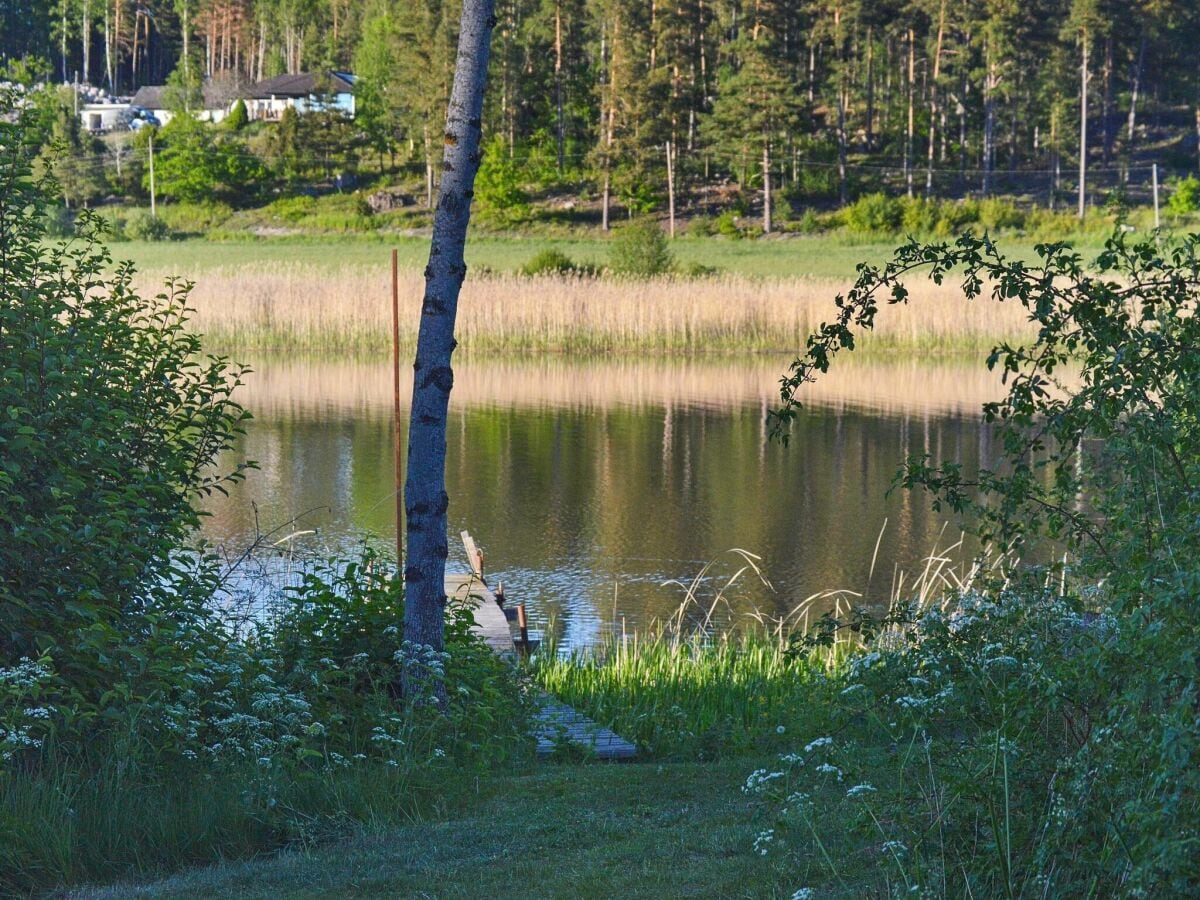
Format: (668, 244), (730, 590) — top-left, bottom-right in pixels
(392, 248), (403, 569)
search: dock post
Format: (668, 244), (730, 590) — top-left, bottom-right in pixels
(516, 603), (530, 653)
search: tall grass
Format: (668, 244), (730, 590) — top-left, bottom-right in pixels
(136, 265), (1036, 354)
(0, 752), (433, 895)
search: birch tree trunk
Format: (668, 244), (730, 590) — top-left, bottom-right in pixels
(1079, 33), (1088, 220)
(401, 0), (496, 703)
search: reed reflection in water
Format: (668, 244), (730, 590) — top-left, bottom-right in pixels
(201, 354), (1009, 650)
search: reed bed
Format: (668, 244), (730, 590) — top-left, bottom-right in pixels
(230, 353), (1018, 419)
(136, 264), (1036, 354)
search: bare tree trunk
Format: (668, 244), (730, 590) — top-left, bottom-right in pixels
(925, 0), (945, 196)
(1127, 33), (1145, 143)
(905, 28), (914, 197)
(402, 0), (497, 704)
(82, 0), (91, 84)
(762, 138), (771, 234)
(555, 0), (564, 174)
(1079, 32), (1088, 219)
(864, 26), (873, 150)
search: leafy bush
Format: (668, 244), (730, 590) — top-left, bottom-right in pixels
(124, 208), (174, 240)
(41, 203), (74, 237)
(520, 248), (593, 277)
(1166, 175), (1200, 216)
(687, 215), (716, 237)
(715, 210), (744, 239)
(0, 106), (247, 713)
(898, 197), (937, 234)
(933, 198), (979, 235)
(977, 197), (1025, 231)
(768, 230), (1200, 894)
(609, 219), (673, 276)
(845, 192), (902, 234)
(475, 136), (531, 226)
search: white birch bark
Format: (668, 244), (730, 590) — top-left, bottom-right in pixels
(401, 0), (496, 702)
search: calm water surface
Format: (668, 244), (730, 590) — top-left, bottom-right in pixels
(201, 355), (1007, 649)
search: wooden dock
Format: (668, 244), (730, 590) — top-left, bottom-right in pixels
(447, 534), (638, 761)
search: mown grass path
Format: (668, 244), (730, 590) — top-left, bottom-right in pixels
(73, 760), (797, 899)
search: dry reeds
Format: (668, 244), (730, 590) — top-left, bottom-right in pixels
(136, 264), (1037, 354)
(228, 353), (1021, 419)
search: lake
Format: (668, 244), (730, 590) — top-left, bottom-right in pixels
(201, 354), (1008, 650)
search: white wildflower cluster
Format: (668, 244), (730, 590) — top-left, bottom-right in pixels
(743, 768), (785, 794)
(0, 657), (56, 767)
(753, 828), (775, 856)
(845, 782), (877, 799)
(790, 889), (815, 900)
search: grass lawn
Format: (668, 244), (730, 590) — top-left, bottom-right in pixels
(108, 230), (1112, 282)
(72, 759), (799, 899)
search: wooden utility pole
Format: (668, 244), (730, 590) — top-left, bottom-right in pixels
(402, 0), (496, 703)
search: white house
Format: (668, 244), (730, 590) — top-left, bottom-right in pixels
(246, 71), (356, 121)
(79, 102), (130, 133)
(128, 84), (233, 127)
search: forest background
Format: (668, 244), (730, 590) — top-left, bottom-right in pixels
(10, 0), (1200, 238)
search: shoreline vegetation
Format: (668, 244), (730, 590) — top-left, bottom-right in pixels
(133, 262), (1034, 354)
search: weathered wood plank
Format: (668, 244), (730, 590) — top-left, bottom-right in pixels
(532, 692), (638, 760)
(445, 573), (513, 655)
(447, 546), (637, 760)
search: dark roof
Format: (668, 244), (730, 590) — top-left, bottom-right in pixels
(250, 71), (355, 99)
(129, 83), (232, 111)
(129, 85), (166, 109)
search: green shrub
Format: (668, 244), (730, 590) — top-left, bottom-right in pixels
(475, 136), (531, 226)
(521, 248), (586, 276)
(898, 196), (937, 234)
(715, 210), (744, 239)
(0, 101), (246, 722)
(771, 229), (1200, 895)
(265, 193), (317, 222)
(978, 197), (1025, 231)
(609, 219), (674, 276)
(687, 215), (716, 237)
(684, 261), (722, 277)
(41, 204), (74, 237)
(124, 208), (173, 241)
(845, 192), (902, 234)
(157, 200), (234, 234)
(933, 198), (979, 235)
(1166, 175), (1200, 216)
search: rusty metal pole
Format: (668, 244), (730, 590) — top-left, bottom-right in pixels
(392, 248), (403, 570)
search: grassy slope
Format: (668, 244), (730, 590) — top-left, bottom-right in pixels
(73, 760), (796, 899)
(109, 231), (1108, 281)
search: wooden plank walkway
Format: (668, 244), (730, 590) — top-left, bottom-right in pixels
(531, 692), (638, 760)
(444, 573), (513, 656)
(446, 534), (637, 761)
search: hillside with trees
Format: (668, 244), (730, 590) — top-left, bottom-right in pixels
(7, 0), (1200, 228)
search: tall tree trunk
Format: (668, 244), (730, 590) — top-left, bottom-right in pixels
(925, 0), (945, 196)
(61, 4), (68, 82)
(1101, 35), (1113, 165)
(865, 26), (874, 149)
(983, 47), (996, 196)
(762, 137), (771, 234)
(82, 0), (90, 84)
(554, 0), (564, 174)
(905, 29), (914, 198)
(402, 0), (497, 703)
(1079, 33), (1088, 219)
(1127, 33), (1145, 143)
